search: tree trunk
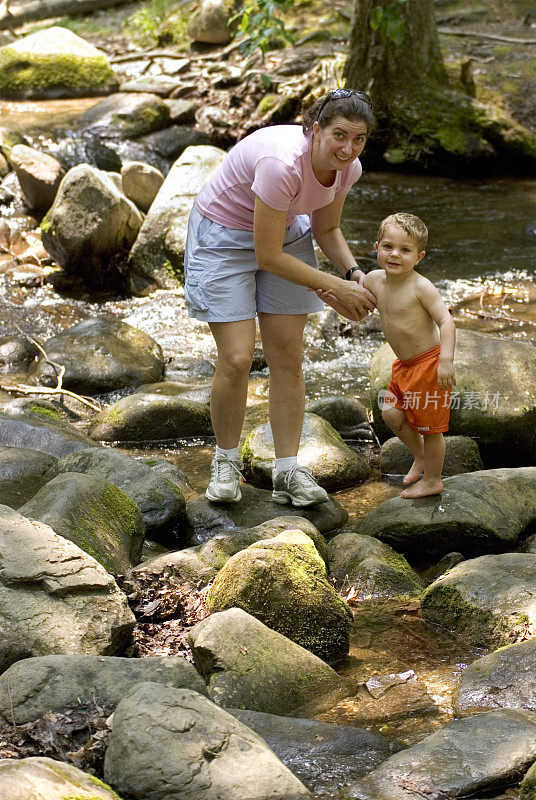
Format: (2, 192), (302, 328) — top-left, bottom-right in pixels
(0, 0), (134, 30)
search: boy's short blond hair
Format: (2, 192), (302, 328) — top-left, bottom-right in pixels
(377, 212), (428, 251)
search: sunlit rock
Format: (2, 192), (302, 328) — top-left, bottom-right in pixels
(8, 144), (64, 213)
(0, 410), (97, 458)
(0, 757), (122, 800)
(188, 0), (235, 44)
(380, 434), (483, 477)
(121, 161), (164, 212)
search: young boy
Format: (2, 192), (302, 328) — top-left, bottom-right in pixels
(319, 212), (456, 498)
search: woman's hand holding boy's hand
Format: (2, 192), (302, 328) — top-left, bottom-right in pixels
(438, 360), (456, 389)
(316, 274), (376, 322)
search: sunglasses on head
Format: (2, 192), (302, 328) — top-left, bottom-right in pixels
(317, 88), (372, 119)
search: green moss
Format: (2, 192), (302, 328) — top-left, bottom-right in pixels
(111, 102), (169, 138)
(40, 214), (54, 235)
(0, 48), (117, 97)
(27, 404), (61, 419)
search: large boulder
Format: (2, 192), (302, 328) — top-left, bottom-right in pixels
(188, 0), (234, 44)
(126, 144), (226, 295)
(355, 467), (536, 559)
(0, 654), (207, 725)
(29, 317), (164, 394)
(0, 27), (118, 100)
(348, 709), (536, 800)
(8, 144), (64, 213)
(242, 413), (371, 490)
(0, 410), (97, 458)
(0, 504), (135, 670)
(421, 552), (536, 649)
(327, 532), (423, 600)
(452, 638), (536, 717)
(88, 391), (213, 442)
(19, 472), (146, 574)
(103, 683), (312, 800)
(0, 757), (123, 799)
(45, 446), (186, 535)
(206, 531), (352, 663)
(188, 608), (351, 715)
(380, 434), (483, 477)
(0, 445), (56, 508)
(40, 164), (143, 287)
(369, 330), (536, 465)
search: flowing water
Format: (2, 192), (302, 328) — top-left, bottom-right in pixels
(1, 100), (535, 796)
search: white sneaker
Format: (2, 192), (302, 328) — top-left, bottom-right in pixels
(272, 465), (329, 507)
(206, 453), (243, 503)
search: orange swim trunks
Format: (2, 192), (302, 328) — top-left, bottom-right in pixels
(385, 344), (451, 434)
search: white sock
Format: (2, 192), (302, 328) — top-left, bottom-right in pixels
(273, 456), (298, 477)
(215, 445), (240, 461)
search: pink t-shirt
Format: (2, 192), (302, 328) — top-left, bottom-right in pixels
(194, 125), (362, 230)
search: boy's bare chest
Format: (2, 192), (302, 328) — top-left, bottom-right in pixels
(376, 286), (421, 317)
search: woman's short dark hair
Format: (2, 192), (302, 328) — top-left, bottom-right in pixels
(302, 89), (376, 135)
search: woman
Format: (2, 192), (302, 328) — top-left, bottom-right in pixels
(184, 88), (376, 506)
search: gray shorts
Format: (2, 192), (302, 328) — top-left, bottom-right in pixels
(184, 206), (324, 322)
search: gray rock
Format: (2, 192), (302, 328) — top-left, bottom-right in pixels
(165, 98), (198, 124)
(40, 164), (143, 287)
(188, 0), (234, 44)
(521, 759), (536, 800)
(369, 330), (536, 465)
(0, 333), (38, 372)
(121, 160), (164, 212)
(228, 709), (401, 795)
(88, 391), (213, 442)
(355, 467), (536, 559)
(206, 531), (352, 663)
(188, 608), (351, 715)
(242, 413), (371, 490)
(305, 395), (369, 436)
(0, 410), (97, 458)
(0, 504), (135, 671)
(452, 638), (536, 716)
(46, 447), (186, 535)
(126, 144), (225, 295)
(0, 445), (57, 508)
(381, 434), (483, 477)
(327, 532), (423, 600)
(20, 472), (145, 574)
(421, 552), (536, 649)
(187, 484), (348, 544)
(77, 92), (170, 139)
(8, 144), (64, 213)
(104, 683), (312, 799)
(348, 709), (536, 800)
(0, 654), (206, 725)
(29, 317), (164, 394)
(0, 757), (122, 799)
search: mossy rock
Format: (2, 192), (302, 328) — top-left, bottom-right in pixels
(0, 755), (123, 798)
(521, 759), (536, 800)
(206, 530), (352, 663)
(0, 28), (118, 100)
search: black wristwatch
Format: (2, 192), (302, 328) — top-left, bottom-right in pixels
(345, 265), (361, 280)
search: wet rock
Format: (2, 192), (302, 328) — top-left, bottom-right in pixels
(8, 145), (64, 214)
(88, 391), (213, 442)
(188, 0), (234, 44)
(165, 98), (199, 124)
(120, 76), (181, 95)
(40, 164), (143, 288)
(0, 445), (56, 508)
(46, 446), (186, 536)
(0, 333), (39, 373)
(19, 472), (145, 575)
(227, 709), (400, 795)
(104, 683), (312, 800)
(0, 504), (135, 671)
(29, 317), (164, 395)
(327, 532), (423, 600)
(0, 654), (207, 725)
(126, 144), (226, 295)
(380, 434), (483, 477)
(452, 638), (536, 716)
(521, 760), (536, 799)
(189, 608), (351, 715)
(137, 125), (213, 167)
(355, 467), (536, 559)
(242, 413), (371, 490)
(421, 551), (465, 584)
(0, 757), (122, 800)
(370, 330), (536, 465)
(348, 708), (536, 800)
(206, 531), (352, 662)
(121, 160), (164, 212)
(77, 92), (170, 139)
(421, 552), (536, 649)
(0, 27), (118, 100)
(134, 454), (191, 495)
(0, 410), (97, 458)
(132, 380), (211, 404)
(305, 395), (369, 436)
(187, 483), (348, 543)
(351, 670), (437, 724)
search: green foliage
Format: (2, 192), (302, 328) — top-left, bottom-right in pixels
(127, 0), (189, 46)
(369, 0), (406, 45)
(230, 0), (295, 60)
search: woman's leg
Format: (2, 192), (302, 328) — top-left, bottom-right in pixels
(208, 319), (256, 448)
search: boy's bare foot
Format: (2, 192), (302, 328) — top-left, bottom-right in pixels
(400, 478), (443, 499)
(403, 460), (424, 485)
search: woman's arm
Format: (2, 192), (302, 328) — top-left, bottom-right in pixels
(311, 194), (362, 278)
(254, 197), (375, 320)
